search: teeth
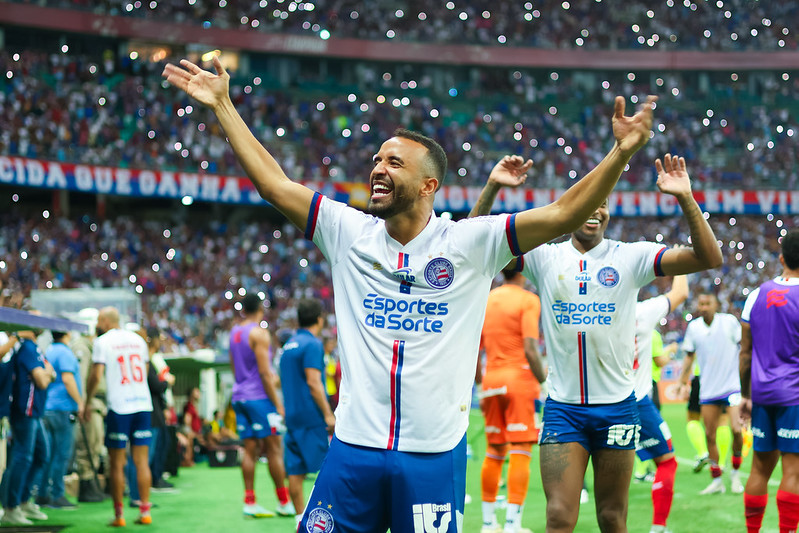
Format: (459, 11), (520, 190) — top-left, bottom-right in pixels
(586, 218), (600, 224)
(372, 183), (392, 197)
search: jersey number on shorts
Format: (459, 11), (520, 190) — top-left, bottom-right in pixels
(117, 354), (144, 385)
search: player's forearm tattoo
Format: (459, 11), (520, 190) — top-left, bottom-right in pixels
(679, 194), (716, 261)
(469, 183), (500, 218)
(679, 194), (704, 232)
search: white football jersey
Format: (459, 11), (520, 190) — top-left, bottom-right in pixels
(521, 238), (666, 404)
(307, 193), (518, 453)
(93, 329), (152, 414)
(633, 295), (670, 401)
(682, 313), (741, 402)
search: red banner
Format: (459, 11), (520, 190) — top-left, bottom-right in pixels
(2, 156), (798, 215)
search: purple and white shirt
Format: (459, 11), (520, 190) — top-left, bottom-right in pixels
(230, 322), (269, 403)
(742, 277), (799, 405)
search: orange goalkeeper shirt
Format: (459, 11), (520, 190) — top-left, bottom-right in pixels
(481, 284), (541, 372)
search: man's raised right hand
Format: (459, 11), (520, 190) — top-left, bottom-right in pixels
(162, 56), (230, 111)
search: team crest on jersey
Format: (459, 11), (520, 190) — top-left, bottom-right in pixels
(424, 258), (454, 289)
(596, 266), (620, 287)
(306, 507), (334, 533)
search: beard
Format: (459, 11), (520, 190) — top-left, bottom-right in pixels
(366, 182), (415, 219)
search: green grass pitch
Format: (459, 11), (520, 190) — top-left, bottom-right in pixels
(33, 403), (779, 532)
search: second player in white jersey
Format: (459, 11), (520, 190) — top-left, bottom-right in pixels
(682, 311), (742, 402)
(634, 294), (671, 401)
(93, 328), (152, 415)
(309, 193), (518, 452)
(521, 238), (666, 404)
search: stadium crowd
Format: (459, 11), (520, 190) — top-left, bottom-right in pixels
(0, 210), (330, 353)
(2, 2), (799, 531)
(2, 47), (799, 190)
(0, 204), (794, 353)
(13, 0), (799, 51)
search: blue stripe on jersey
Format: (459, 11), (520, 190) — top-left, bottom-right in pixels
(398, 253), (412, 294)
(505, 214), (522, 256)
(653, 246), (667, 277)
(387, 340), (405, 450)
(578, 332), (588, 403)
(304, 192), (323, 240)
(579, 260), (587, 295)
(392, 341), (404, 451)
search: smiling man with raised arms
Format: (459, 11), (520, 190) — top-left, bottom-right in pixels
(471, 154), (722, 533)
(163, 55), (656, 533)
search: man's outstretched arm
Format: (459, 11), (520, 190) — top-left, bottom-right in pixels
(653, 155), (723, 275)
(665, 273), (690, 311)
(163, 57), (314, 231)
(472, 96), (657, 253)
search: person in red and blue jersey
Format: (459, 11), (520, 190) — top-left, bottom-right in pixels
(740, 229), (799, 533)
(279, 299), (335, 528)
(229, 293), (291, 518)
(0, 326), (54, 526)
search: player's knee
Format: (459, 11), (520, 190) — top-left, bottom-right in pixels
(487, 443), (508, 457)
(546, 498), (579, 529)
(657, 456), (678, 473)
(595, 505), (627, 531)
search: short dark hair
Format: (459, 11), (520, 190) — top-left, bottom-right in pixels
(393, 128), (447, 189)
(297, 299), (323, 328)
(52, 331), (68, 342)
(241, 293), (263, 314)
(698, 292), (720, 305)
(783, 230), (799, 270)
(146, 326), (161, 347)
